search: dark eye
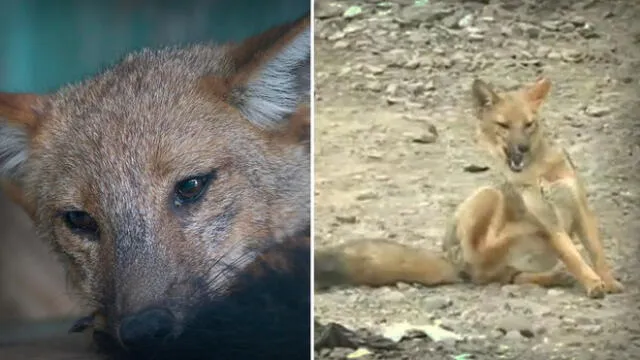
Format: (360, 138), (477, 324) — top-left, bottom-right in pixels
(63, 211), (99, 235)
(496, 122), (509, 129)
(524, 122), (533, 129)
(174, 171), (216, 206)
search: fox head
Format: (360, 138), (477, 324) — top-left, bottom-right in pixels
(471, 77), (552, 173)
(0, 15), (310, 355)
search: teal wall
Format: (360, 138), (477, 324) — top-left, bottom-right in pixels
(0, 0), (310, 93)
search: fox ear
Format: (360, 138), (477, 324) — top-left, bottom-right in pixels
(471, 78), (501, 110)
(0, 93), (45, 218)
(211, 15), (310, 131)
(526, 77), (551, 112)
(0, 93), (44, 180)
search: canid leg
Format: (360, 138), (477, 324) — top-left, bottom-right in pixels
(574, 206), (623, 293)
(547, 231), (605, 298)
(456, 187), (515, 283)
(511, 269), (575, 287)
(559, 177), (623, 293)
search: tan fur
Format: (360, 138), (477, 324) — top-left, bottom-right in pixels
(315, 77), (622, 299)
(314, 239), (461, 290)
(0, 14), (310, 344)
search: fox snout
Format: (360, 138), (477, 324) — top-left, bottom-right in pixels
(116, 307), (177, 350)
(505, 142), (530, 172)
(104, 270), (191, 350)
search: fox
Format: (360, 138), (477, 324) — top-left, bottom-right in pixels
(0, 14), (310, 360)
(314, 77), (624, 299)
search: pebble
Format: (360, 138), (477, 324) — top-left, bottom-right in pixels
(541, 20), (563, 31)
(404, 58), (421, 69)
(365, 81), (383, 92)
(423, 297), (453, 310)
(385, 83), (399, 96)
(518, 23), (541, 38)
(547, 51), (563, 60)
(468, 33), (485, 42)
(504, 330), (526, 340)
(547, 289), (565, 296)
(379, 289), (406, 302)
(561, 49), (583, 62)
(584, 105), (611, 117)
(495, 315), (534, 334)
(335, 215), (357, 224)
(355, 191), (379, 201)
(333, 40), (349, 50)
(411, 132), (438, 144)
(363, 64), (385, 75)
(458, 14), (474, 29)
(559, 22), (575, 32)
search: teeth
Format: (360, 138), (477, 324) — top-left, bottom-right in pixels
(509, 159), (524, 170)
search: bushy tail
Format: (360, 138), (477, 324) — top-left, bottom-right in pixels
(314, 239), (463, 291)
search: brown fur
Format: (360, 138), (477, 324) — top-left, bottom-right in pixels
(315, 77), (623, 299)
(0, 13), (310, 349)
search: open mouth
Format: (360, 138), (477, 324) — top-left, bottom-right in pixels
(504, 147), (525, 172)
(508, 158), (525, 172)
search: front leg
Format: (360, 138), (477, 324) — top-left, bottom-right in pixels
(574, 205), (624, 293)
(555, 176), (623, 294)
(548, 231), (605, 298)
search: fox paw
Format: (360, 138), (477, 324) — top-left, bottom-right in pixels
(602, 278), (624, 294)
(584, 280), (606, 299)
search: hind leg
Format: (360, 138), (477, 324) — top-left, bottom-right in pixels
(511, 269), (575, 287)
(455, 187), (519, 283)
(471, 263), (574, 288)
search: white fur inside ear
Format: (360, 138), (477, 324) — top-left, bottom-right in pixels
(238, 26), (310, 130)
(0, 124), (29, 179)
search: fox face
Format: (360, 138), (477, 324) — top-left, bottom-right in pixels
(471, 77), (551, 173)
(0, 15), (310, 357)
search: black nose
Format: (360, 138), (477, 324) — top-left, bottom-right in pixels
(118, 307), (175, 349)
(516, 144), (529, 153)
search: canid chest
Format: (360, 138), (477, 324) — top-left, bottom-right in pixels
(526, 177), (579, 232)
(505, 182), (579, 272)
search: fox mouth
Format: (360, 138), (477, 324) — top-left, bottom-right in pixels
(508, 158), (525, 172)
(504, 148), (525, 172)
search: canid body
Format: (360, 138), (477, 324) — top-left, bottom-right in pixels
(315, 77), (622, 299)
(0, 14), (310, 359)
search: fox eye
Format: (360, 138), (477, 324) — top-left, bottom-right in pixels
(63, 211), (99, 236)
(174, 170), (217, 206)
(524, 122), (533, 129)
(496, 122), (509, 129)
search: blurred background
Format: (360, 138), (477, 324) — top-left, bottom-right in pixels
(0, 0), (309, 330)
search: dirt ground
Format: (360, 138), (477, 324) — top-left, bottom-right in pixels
(313, 0), (640, 359)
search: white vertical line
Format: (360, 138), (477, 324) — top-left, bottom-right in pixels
(308, 2), (316, 358)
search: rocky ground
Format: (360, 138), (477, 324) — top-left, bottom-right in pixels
(313, 0), (640, 359)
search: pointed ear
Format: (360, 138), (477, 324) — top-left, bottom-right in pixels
(0, 93), (45, 179)
(207, 15), (310, 131)
(0, 92), (45, 218)
(471, 78), (501, 110)
(525, 77), (551, 112)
